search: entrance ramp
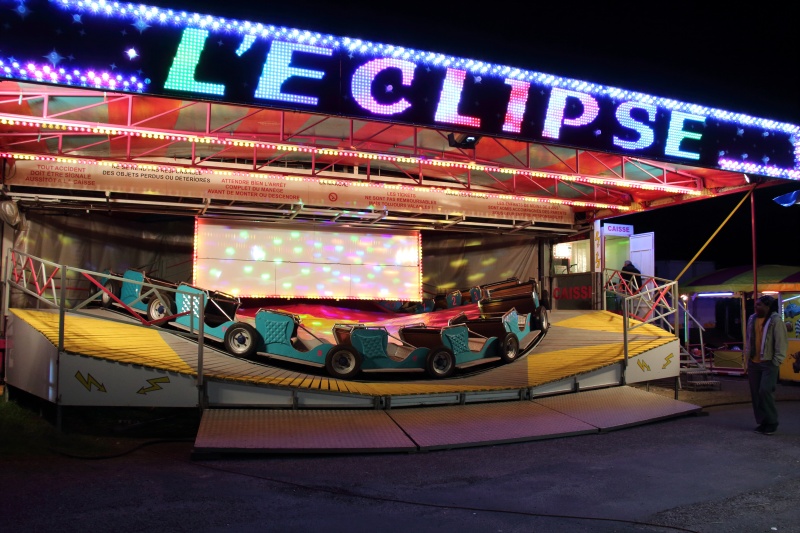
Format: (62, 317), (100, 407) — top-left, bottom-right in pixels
(193, 386), (701, 455)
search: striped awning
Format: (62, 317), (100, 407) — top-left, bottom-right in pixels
(682, 265), (800, 294)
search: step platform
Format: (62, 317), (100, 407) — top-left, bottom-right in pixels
(193, 386), (701, 455)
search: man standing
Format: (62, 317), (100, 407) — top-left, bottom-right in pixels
(745, 295), (788, 435)
(620, 260), (642, 293)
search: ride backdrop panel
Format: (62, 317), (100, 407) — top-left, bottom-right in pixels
(193, 218), (421, 299)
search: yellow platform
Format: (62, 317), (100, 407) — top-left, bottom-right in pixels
(9, 308), (676, 398)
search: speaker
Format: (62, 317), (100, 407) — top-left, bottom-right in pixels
(0, 199), (21, 227)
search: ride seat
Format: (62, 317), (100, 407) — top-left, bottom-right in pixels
(398, 327), (442, 349)
(351, 328), (388, 360)
(255, 312), (295, 346)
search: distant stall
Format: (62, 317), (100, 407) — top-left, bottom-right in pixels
(681, 264), (800, 380)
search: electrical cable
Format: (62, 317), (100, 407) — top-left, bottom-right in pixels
(189, 459), (702, 533)
(41, 398), (800, 530)
(50, 438), (193, 460)
(48, 437), (700, 531)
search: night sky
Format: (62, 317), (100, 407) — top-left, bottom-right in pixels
(130, 1), (800, 268)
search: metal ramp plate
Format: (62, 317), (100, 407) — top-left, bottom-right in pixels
(386, 401), (598, 451)
(193, 409), (417, 454)
(533, 386), (702, 431)
(193, 387), (701, 454)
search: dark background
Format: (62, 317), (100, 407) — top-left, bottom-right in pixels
(146, 0), (800, 269)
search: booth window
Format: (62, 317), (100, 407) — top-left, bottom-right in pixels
(552, 240), (590, 274)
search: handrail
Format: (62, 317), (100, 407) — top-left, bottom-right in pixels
(3, 249), (209, 409)
(678, 301), (708, 369)
(605, 272), (680, 381)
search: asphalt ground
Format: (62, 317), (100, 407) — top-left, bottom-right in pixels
(1, 376), (800, 533)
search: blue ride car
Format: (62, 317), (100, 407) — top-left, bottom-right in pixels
(448, 307), (542, 361)
(397, 323), (502, 378)
(171, 283), (261, 358)
(97, 269), (178, 323)
(253, 309), (336, 369)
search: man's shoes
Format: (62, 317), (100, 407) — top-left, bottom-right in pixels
(754, 425), (764, 433)
(754, 425), (777, 435)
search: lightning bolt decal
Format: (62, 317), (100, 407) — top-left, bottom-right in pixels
(137, 376), (170, 395)
(75, 371), (107, 392)
(637, 359), (651, 372)
(663, 353), (674, 369)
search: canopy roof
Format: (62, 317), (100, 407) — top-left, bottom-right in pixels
(0, 80), (759, 235)
(682, 265), (800, 294)
(0, 1), (790, 234)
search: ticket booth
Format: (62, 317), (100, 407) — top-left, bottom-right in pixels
(550, 239), (593, 310)
(601, 223), (654, 284)
(550, 222), (654, 311)
(550, 221), (656, 311)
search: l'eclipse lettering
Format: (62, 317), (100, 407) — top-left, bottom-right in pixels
(165, 29), (706, 161)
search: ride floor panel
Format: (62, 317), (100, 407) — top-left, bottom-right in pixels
(193, 386), (701, 454)
(8, 308), (676, 400)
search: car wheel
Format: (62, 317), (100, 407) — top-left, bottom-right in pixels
(101, 280), (120, 308)
(325, 344), (362, 380)
(426, 347), (455, 378)
(147, 294), (174, 322)
(533, 307), (550, 332)
(500, 332), (520, 363)
(538, 308), (550, 332)
(223, 322), (259, 358)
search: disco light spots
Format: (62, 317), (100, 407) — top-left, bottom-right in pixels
(481, 257), (497, 265)
(209, 268), (222, 279)
(250, 246), (266, 261)
(243, 265), (253, 274)
(395, 248), (418, 265)
(195, 221), (421, 299)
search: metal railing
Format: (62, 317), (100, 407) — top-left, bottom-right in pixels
(602, 269), (680, 379)
(3, 249), (209, 407)
(678, 301), (709, 370)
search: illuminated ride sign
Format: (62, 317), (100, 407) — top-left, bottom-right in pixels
(1, 0), (799, 181)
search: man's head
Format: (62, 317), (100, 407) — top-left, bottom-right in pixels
(624, 260), (632, 266)
(755, 295), (777, 318)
